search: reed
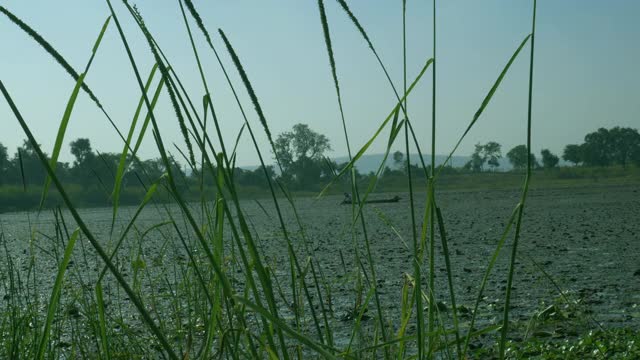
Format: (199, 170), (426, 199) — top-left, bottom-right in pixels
(0, 1), (549, 358)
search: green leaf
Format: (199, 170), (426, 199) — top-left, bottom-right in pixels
(36, 228), (80, 360)
(318, 58), (433, 198)
(234, 296), (338, 359)
(111, 63), (159, 229)
(40, 16), (111, 209)
(95, 282), (111, 360)
(436, 34), (532, 180)
(0, 6), (104, 108)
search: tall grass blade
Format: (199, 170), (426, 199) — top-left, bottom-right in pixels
(346, 112), (403, 225)
(201, 159), (226, 359)
(434, 205), (462, 358)
(36, 228), (79, 360)
(317, 0), (352, 157)
(0, 78), (179, 360)
(17, 149), (26, 191)
(98, 182), (158, 282)
(40, 16), (111, 208)
(318, 58), (433, 198)
(132, 74), (167, 156)
(499, 1), (537, 358)
(428, 0), (438, 355)
(399, 0), (427, 356)
(178, 0), (231, 161)
(436, 34), (532, 179)
(317, 13), (409, 350)
(462, 204), (520, 355)
(124, 5), (198, 171)
(229, 123), (246, 169)
(181, 0), (252, 171)
(234, 296), (338, 359)
(183, 12), (324, 335)
(310, 260), (334, 348)
(0, 6), (103, 108)
(0, 5), (156, 161)
(345, 286), (376, 355)
(334, 0), (430, 175)
(108, 2), (269, 356)
(95, 282), (111, 360)
(217, 29), (276, 154)
(218, 26), (337, 359)
(111, 63), (159, 228)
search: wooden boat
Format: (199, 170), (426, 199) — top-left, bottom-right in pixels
(341, 195), (401, 205)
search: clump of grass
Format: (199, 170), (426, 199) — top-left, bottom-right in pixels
(474, 328), (640, 359)
(0, 1), (556, 359)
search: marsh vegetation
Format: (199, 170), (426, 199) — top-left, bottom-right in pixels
(0, 1), (639, 359)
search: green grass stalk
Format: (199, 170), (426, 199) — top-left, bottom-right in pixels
(35, 229), (78, 359)
(499, 1), (537, 358)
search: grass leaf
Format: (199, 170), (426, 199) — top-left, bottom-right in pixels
(40, 16), (111, 209)
(36, 228), (80, 360)
(111, 63), (159, 229)
(436, 34), (532, 179)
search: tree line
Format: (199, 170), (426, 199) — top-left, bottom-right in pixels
(0, 139), (186, 189)
(271, 124), (640, 186)
(0, 137), (277, 210)
(0, 125), (638, 210)
(562, 127), (640, 168)
(455, 126), (640, 172)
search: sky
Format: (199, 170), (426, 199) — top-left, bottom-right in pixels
(1, 1), (639, 168)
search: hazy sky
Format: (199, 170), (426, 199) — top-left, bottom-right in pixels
(1, 1), (639, 167)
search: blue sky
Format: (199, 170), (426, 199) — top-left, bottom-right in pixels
(1, 1), (638, 167)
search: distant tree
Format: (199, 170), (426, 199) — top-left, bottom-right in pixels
(464, 148), (484, 172)
(507, 145), (527, 169)
(0, 143), (8, 185)
(234, 168), (252, 186)
(274, 124), (331, 168)
(122, 155), (186, 190)
(154, 156), (185, 181)
(582, 128), (612, 167)
(236, 165), (276, 188)
(633, 145), (640, 167)
(257, 164), (276, 182)
(123, 156), (154, 187)
(139, 158), (165, 181)
(569, 127), (640, 168)
(484, 141), (502, 170)
(69, 138), (98, 187)
(92, 151), (120, 191)
(70, 138), (95, 167)
(464, 142), (502, 172)
(296, 156), (325, 187)
(562, 144), (583, 166)
(12, 139), (47, 185)
(507, 144), (538, 170)
(273, 124), (331, 187)
(393, 150), (404, 170)
(608, 127), (640, 168)
(540, 149), (559, 169)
